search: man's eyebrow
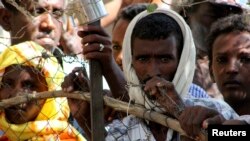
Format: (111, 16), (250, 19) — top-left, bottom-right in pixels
(112, 41), (120, 44)
(246, 45), (250, 49)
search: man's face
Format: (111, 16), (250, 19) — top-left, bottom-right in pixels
(211, 32), (250, 105)
(112, 18), (130, 70)
(8, 0), (64, 51)
(132, 35), (179, 84)
(0, 65), (48, 124)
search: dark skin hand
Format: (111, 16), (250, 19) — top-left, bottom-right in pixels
(59, 18), (83, 57)
(144, 76), (225, 141)
(62, 69), (123, 139)
(61, 67), (92, 138)
(143, 76), (185, 119)
(179, 106), (225, 140)
(78, 25), (129, 102)
(143, 76), (184, 141)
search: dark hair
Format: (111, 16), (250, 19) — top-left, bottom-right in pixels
(131, 13), (184, 58)
(113, 3), (149, 29)
(1, 0), (20, 12)
(207, 14), (250, 66)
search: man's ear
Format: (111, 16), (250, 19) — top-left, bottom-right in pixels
(0, 8), (12, 31)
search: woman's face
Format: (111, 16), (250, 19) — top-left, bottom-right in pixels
(0, 65), (48, 124)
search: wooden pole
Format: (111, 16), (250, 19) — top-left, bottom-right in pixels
(89, 21), (105, 141)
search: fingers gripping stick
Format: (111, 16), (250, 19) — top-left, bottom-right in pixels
(158, 87), (208, 141)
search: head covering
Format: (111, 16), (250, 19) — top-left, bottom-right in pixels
(122, 7), (196, 111)
(0, 41), (85, 141)
(172, 0), (250, 12)
(208, 0), (250, 10)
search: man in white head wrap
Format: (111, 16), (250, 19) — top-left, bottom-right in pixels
(106, 6), (238, 141)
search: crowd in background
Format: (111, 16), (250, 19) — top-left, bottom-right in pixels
(0, 0), (250, 141)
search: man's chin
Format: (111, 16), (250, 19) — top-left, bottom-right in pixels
(35, 40), (56, 51)
(224, 91), (247, 102)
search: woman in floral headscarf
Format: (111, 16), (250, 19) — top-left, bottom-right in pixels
(0, 41), (85, 141)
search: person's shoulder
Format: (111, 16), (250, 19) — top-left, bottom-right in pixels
(188, 83), (210, 98)
(184, 96), (232, 110)
(184, 98), (239, 119)
(236, 115), (250, 122)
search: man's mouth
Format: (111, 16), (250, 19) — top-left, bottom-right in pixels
(38, 36), (54, 43)
(223, 80), (241, 89)
(7, 103), (28, 111)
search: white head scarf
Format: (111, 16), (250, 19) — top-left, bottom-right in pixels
(122, 7), (196, 111)
(0, 1), (3, 8)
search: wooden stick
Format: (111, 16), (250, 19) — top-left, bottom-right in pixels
(0, 91), (183, 132)
(0, 90), (207, 140)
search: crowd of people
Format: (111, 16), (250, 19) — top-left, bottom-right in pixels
(0, 0), (250, 141)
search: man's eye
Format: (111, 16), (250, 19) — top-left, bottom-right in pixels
(216, 56), (227, 64)
(22, 81), (34, 89)
(112, 45), (121, 51)
(138, 57), (148, 62)
(1, 80), (13, 88)
(241, 56), (250, 63)
(32, 8), (46, 16)
(52, 9), (64, 19)
(160, 57), (171, 62)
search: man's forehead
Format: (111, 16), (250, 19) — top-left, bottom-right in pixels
(22, 0), (65, 7)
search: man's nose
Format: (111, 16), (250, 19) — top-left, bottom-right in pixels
(226, 59), (239, 74)
(116, 52), (123, 66)
(9, 87), (23, 97)
(147, 61), (161, 77)
(39, 13), (56, 33)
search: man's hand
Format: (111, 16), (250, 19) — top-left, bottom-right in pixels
(179, 106), (225, 139)
(143, 76), (185, 118)
(61, 67), (90, 118)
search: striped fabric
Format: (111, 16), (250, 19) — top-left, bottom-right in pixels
(188, 83), (210, 98)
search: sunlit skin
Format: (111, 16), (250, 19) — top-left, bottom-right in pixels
(112, 19), (130, 70)
(210, 31), (250, 115)
(6, 0), (64, 50)
(0, 65), (48, 124)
